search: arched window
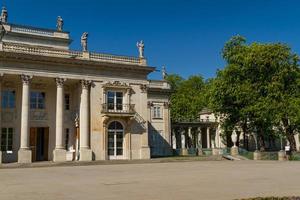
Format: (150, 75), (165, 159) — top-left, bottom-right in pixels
(108, 121), (124, 159)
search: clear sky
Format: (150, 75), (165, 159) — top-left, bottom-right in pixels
(3, 0), (300, 80)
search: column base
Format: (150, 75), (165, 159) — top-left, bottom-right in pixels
(197, 148), (203, 156)
(18, 149), (32, 164)
(278, 150), (286, 161)
(253, 150), (262, 160)
(180, 148), (188, 156)
(53, 149), (67, 162)
(79, 148), (92, 161)
(212, 148), (221, 155)
(140, 146), (150, 159)
(230, 146), (239, 156)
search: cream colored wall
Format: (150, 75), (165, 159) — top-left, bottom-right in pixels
(147, 92), (172, 156)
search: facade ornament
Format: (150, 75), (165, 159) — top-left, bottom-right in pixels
(140, 84), (148, 93)
(81, 79), (92, 89)
(81, 32), (88, 52)
(56, 16), (63, 32)
(163, 102), (170, 109)
(231, 130), (238, 147)
(55, 77), (66, 88)
(105, 81), (128, 87)
(147, 101), (153, 108)
(0, 6), (8, 23)
(162, 66), (167, 80)
(136, 40), (145, 58)
(20, 74), (33, 85)
(74, 113), (79, 128)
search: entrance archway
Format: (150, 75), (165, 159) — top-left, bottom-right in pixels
(108, 121), (124, 159)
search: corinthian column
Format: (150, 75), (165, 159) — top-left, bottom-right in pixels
(79, 80), (92, 161)
(18, 74), (33, 163)
(53, 78), (67, 162)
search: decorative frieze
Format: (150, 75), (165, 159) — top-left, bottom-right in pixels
(30, 110), (48, 121)
(140, 84), (148, 93)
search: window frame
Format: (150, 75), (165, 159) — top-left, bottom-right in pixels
(64, 93), (70, 110)
(30, 91), (46, 110)
(107, 91), (124, 111)
(1, 127), (13, 151)
(2, 90), (16, 109)
(152, 105), (162, 119)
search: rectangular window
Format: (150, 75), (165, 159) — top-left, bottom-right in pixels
(65, 94), (70, 110)
(1, 128), (13, 151)
(107, 91), (123, 110)
(2, 90), (16, 109)
(30, 92), (45, 109)
(153, 106), (162, 119)
(65, 128), (69, 150)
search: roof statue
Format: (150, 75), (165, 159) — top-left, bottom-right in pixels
(162, 66), (168, 80)
(81, 32), (88, 52)
(56, 16), (63, 31)
(136, 40), (145, 58)
(0, 6), (8, 23)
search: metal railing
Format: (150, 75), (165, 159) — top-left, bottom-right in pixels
(101, 103), (135, 114)
(1, 42), (144, 65)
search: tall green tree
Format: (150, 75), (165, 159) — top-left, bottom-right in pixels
(208, 36), (300, 151)
(166, 74), (206, 122)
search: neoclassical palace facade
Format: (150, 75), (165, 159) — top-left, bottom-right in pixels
(0, 8), (172, 164)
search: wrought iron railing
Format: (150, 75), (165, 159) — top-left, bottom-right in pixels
(101, 103), (135, 114)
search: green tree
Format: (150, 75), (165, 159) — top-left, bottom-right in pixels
(208, 36), (300, 151)
(166, 74), (206, 122)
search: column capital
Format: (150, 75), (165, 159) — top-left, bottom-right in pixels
(81, 80), (92, 89)
(55, 77), (66, 88)
(20, 74), (33, 85)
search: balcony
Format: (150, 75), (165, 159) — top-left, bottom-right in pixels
(101, 103), (135, 115)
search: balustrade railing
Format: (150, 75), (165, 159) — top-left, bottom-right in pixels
(101, 103), (135, 114)
(1, 42), (144, 65)
(11, 24), (55, 36)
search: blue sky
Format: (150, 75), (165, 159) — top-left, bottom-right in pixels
(3, 0), (300, 80)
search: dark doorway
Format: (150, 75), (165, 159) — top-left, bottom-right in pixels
(30, 127), (49, 162)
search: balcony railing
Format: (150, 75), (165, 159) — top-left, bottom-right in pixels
(0, 42), (146, 66)
(101, 103), (135, 114)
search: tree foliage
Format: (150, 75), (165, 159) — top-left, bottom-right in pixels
(207, 35), (300, 151)
(166, 74), (206, 122)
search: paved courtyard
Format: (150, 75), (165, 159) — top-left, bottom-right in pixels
(0, 161), (300, 200)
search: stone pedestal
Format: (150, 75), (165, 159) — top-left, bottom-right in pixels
(79, 148), (92, 161)
(230, 146), (238, 156)
(278, 150), (286, 161)
(180, 148), (188, 156)
(53, 149), (67, 162)
(140, 146), (151, 159)
(18, 149), (32, 164)
(253, 150), (261, 160)
(212, 148), (221, 155)
(197, 148), (203, 156)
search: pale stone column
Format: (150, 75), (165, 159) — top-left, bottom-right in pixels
(188, 127), (192, 148)
(180, 129), (188, 155)
(197, 127), (202, 148)
(207, 127), (211, 149)
(0, 74), (3, 164)
(79, 80), (92, 161)
(18, 74), (33, 163)
(163, 102), (171, 155)
(53, 78), (67, 162)
(172, 129), (177, 149)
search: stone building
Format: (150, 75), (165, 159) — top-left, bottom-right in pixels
(0, 8), (172, 164)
